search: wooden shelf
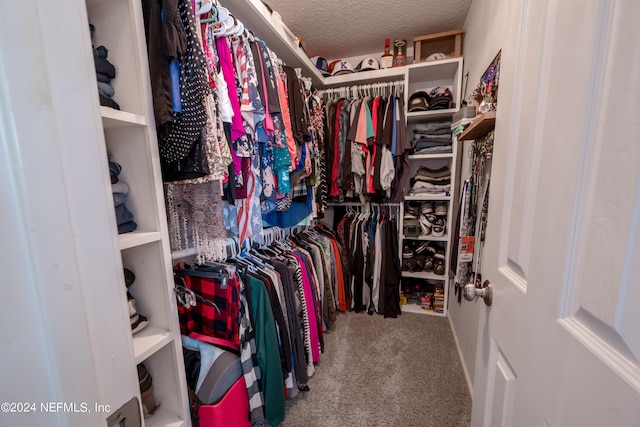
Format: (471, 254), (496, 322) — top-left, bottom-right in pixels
(458, 111), (496, 141)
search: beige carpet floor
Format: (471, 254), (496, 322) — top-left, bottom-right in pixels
(281, 311), (472, 427)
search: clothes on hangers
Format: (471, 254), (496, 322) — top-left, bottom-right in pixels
(174, 226), (347, 426)
(336, 204), (402, 317)
(317, 84), (407, 204)
(142, 0), (328, 260)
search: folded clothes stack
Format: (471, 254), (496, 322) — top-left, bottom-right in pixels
(110, 155), (137, 234)
(412, 121), (452, 154)
(408, 165), (451, 196)
(90, 23), (120, 110)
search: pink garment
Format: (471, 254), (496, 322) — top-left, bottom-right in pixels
(236, 162), (255, 241)
(276, 71), (298, 170)
(294, 254), (321, 363)
(354, 100), (369, 144)
(216, 37), (245, 144)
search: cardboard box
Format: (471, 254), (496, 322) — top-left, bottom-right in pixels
(413, 29), (464, 63)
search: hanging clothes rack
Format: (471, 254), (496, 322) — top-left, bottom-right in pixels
(317, 81), (404, 99)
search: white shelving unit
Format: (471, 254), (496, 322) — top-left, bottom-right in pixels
(398, 58), (464, 317)
(85, 0), (189, 424)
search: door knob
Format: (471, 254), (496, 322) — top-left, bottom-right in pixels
(463, 279), (493, 306)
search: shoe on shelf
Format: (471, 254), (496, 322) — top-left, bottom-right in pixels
(138, 363), (160, 417)
(402, 245), (414, 259)
(433, 254), (446, 275)
(123, 267), (136, 288)
(435, 201), (448, 216)
(420, 201), (434, 215)
(127, 291), (148, 335)
(413, 255), (426, 271)
(419, 215), (432, 235)
(414, 241), (430, 255)
(423, 244), (438, 271)
(432, 217), (446, 237)
(127, 292), (137, 318)
(131, 314), (149, 334)
(424, 213), (437, 227)
(403, 257), (419, 271)
(404, 202), (420, 219)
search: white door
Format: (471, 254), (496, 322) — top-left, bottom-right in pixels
(471, 0), (640, 425)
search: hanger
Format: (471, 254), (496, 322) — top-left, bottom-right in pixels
(174, 275), (221, 314)
(208, 19), (227, 36)
(197, 0), (213, 15)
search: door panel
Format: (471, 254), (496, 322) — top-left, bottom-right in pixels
(473, 0), (640, 425)
(489, 347), (516, 427)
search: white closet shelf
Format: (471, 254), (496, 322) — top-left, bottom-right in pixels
(230, 1), (465, 91)
(100, 107), (147, 129)
(407, 108), (459, 123)
(229, 0), (325, 86)
(406, 57), (462, 81)
(408, 153), (453, 160)
(132, 326), (174, 364)
(402, 270), (447, 281)
(401, 303), (446, 317)
(404, 194), (452, 201)
(403, 234), (448, 242)
(322, 67), (406, 88)
(145, 408), (187, 427)
(118, 231), (162, 251)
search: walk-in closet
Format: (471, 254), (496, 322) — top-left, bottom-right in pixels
(2, 0), (640, 426)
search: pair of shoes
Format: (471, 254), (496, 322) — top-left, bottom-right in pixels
(434, 201), (448, 216)
(138, 363), (160, 417)
(125, 268), (148, 335)
(423, 244), (438, 271)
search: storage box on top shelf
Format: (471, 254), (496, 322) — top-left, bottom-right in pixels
(413, 29), (464, 64)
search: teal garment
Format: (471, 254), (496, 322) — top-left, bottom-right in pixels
(365, 98), (375, 140)
(249, 275), (285, 426)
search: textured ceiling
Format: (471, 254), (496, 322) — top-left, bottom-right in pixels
(263, 0), (473, 60)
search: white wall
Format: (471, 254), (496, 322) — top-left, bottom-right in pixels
(0, 1), (139, 425)
(448, 0), (518, 395)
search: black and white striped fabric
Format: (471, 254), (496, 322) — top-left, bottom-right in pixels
(287, 256), (315, 378)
